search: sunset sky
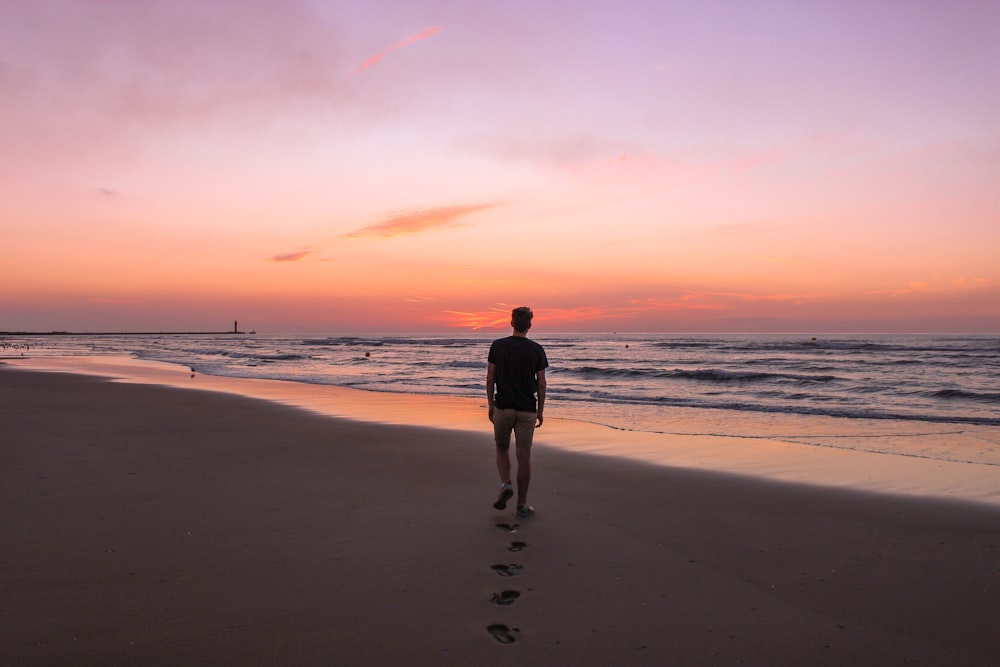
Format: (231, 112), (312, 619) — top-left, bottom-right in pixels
(3, 0), (999, 333)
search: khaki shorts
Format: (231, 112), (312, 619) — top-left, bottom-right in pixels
(493, 408), (537, 449)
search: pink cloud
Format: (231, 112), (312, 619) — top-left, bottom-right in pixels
(355, 26), (442, 73)
(271, 250), (315, 263)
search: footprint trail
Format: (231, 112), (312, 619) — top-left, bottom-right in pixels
(486, 514), (532, 645)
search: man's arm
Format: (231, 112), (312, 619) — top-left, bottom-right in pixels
(486, 362), (496, 423)
(535, 368), (546, 428)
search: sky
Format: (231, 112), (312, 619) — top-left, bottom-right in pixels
(2, 0), (999, 333)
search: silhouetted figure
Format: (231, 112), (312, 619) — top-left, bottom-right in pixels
(487, 307), (548, 518)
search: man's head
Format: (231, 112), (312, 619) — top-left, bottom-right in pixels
(511, 306), (534, 333)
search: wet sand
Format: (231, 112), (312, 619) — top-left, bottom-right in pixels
(2, 365), (999, 665)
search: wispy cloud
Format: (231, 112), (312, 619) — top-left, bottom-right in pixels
(953, 277), (990, 287)
(270, 250), (316, 263)
(441, 306), (512, 330)
(343, 204), (499, 239)
(440, 298), (731, 330)
(870, 277), (992, 297)
(355, 26), (442, 73)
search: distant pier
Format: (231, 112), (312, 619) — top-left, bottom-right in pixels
(0, 331), (250, 336)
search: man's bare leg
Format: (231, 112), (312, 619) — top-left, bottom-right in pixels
(515, 444), (531, 508)
(496, 444), (512, 485)
(494, 444), (514, 510)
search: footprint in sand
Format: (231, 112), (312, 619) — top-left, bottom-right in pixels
(491, 590), (521, 605)
(487, 623), (521, 644)
(487, 525), (528, 643)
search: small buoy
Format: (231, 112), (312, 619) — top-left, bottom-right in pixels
(365, 351), (371, 358)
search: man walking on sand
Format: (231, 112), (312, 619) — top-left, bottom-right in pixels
(487, 306), (548, 518)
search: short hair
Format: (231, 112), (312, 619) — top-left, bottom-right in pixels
(511, 306), (534, 332)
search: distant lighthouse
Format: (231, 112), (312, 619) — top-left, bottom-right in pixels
(234, 320), (238, 333)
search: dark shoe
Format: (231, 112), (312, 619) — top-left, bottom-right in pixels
(493, 483), (514, 510)
(515, 505), (534, 519)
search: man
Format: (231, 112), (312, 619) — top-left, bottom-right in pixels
(487, 306), (548, 518)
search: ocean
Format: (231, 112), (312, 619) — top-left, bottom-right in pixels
(5, 332), (999, 466)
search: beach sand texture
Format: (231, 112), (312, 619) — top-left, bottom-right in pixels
(2, 366), (999, 666)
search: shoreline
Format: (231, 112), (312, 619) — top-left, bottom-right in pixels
(2, 364), (999, 665)
(4, 355), (1000, 508)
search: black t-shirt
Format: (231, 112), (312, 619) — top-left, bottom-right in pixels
(488, 335), (549, 411)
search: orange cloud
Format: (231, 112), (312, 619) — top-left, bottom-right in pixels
(343, 204), (499, 239)
(441, 308), (512, 330)
(270, 250), (315, 262)
(953, 277), (990, 287)
(868, 276), (995, 298)
(355, 26), (442, 72)
(440, 298), (732, 330)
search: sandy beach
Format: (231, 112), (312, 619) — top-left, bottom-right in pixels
(2, 364), (999, 666)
